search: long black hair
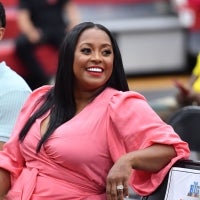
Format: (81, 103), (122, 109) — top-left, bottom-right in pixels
(0, 2), (6, 28)
(19, 22), (129, 152)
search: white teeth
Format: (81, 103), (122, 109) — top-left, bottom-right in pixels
(87, 67), (102, 72)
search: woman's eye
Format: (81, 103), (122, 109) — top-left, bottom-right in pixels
(102, 50), (112, 56)
(81, 48), (91, 54)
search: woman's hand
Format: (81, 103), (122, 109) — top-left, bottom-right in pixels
(106, 155), (132, 200)
(188, 91), (200, 105)
(106, 144), (176, 199)
(176, 90), (193, 106)
(0, 168), (11, 198)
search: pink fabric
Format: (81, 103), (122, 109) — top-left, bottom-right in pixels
(0, 86), (189, 199)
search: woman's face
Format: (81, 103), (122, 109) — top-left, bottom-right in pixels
(73, 28), (114, 91)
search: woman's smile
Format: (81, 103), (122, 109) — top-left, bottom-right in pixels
(86, 66), (104, 77)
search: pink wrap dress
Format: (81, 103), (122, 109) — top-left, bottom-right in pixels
(0, 86), (189, 199)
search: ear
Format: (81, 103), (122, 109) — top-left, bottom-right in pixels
(0, 28), (5, 40)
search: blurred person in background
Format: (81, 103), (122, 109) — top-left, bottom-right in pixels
(149, 51), (200, 121)
(172, 0), (200, 105)
(176, 52), (200, 106)
(172, 0), (200, 68)
(0, 2), (31, 150)
(147, 0), (200, 120)
(15, 0), (80, 90)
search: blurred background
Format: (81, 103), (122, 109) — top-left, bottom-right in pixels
(1, 0), (198, 120)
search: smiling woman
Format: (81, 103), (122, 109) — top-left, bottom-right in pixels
(73, 28), (114, 91)
(0, 22), (189, 200)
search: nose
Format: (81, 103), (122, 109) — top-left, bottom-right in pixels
(91, 52), (101, 62)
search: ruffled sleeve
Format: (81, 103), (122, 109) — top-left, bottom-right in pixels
(0, 86), (51, 183)
(106, 90), (190, 196)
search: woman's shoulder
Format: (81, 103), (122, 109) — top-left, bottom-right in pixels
(103, 87), (146, 103)
(32, 85), (52, 94)
(17, 85), (53, 119)
(96, 87), (148, 112)
(25, 85), (52, 103)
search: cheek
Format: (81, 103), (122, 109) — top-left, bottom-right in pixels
(106, 58), (114, 71)
(73, 56), (84, 71)
(73, 61), (81, 78)
(74, 54), (87, 67)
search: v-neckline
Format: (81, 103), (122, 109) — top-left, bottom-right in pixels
(38, 88), (113, 138)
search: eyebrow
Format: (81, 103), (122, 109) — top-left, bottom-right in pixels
(79, 42), (112, 47)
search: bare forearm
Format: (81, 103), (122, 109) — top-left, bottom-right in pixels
(64, 1), (80, 30)
(17, 10), (37, 35)
(106, 144), (176, 199)
(0, 142), (5, 151)
(0, 169), (11, 197)
(124, 144), (176, 172)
